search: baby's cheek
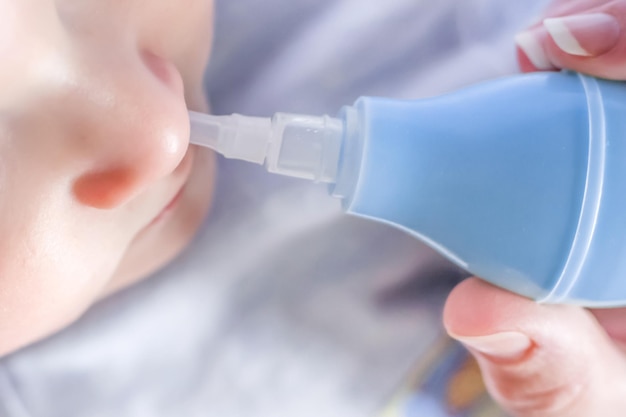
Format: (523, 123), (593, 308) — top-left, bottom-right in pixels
(0, 1), (68, 107)
(0, 223), (121, 356)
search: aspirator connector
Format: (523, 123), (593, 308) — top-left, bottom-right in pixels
(189, 111), (344, 183)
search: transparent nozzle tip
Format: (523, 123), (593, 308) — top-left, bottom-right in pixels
(189, 111), (344, 183)
(189, 111), (271, 164)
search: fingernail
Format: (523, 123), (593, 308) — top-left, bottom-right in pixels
(543, 13), (620, 57)
(453, 331), (532, 360)
(515, 30), (553, 70)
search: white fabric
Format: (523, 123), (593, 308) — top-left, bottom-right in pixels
(0, 1), (549, 416)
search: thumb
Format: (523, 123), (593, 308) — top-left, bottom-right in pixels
(444, 278), (626, 417)
(515, 0), (626, 79)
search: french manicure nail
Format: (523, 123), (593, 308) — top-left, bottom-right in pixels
(454, 331), (532, 360)
(515, 30), (553, 70)
(543, 13), (621, 57)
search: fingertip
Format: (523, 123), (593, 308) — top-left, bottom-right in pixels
(515, 4), (626, 79)
(445, 279), (626, 416)
(543, 13), (620, 58)
(516, 47), (540, 73)
(444, 278), (534, 338)
(443, 278), (484, 336)
(515, 29), (557, 71)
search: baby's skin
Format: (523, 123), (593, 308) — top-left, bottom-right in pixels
(0, 0), (216, 355)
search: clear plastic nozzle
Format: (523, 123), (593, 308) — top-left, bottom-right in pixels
(189, 111), (344, 183)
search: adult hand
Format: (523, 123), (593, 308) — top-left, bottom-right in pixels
(445, 1), (626, 415)
(516, 0), (626, 78)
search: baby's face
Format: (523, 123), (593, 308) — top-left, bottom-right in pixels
(0, 0), (215, 355)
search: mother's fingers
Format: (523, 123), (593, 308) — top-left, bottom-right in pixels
(592, 307), (626, 347)
(516, 0), (626, 79)
(444, 278), (626, 417)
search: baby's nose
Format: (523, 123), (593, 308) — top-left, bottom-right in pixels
(69, 52), (189, 209)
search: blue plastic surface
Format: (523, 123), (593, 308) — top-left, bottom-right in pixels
(334, 72), (626, 307)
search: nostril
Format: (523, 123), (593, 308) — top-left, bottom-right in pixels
(73, 168), (137, 209)
(68, 51), (190, 210)
(140, 50), (185, 96)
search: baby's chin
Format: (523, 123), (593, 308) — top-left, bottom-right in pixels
(103, 147), (216, 297)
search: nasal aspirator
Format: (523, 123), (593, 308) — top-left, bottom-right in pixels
(190, 71), (626, 307)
